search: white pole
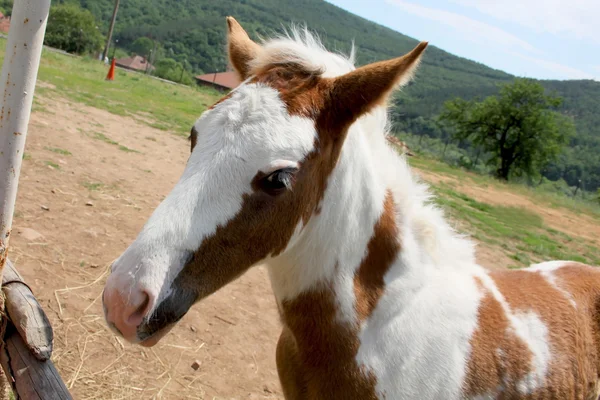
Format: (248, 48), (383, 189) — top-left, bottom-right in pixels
(0, 0), (51, 275)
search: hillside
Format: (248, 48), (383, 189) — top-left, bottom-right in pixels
(69, 0), (600, 190)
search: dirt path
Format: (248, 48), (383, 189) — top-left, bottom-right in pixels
(9, 96), (599, 399)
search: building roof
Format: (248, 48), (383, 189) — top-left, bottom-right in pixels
(115, 55), (154, 72)
(0, 14), (10, 33)
(195, 71), (240, 90)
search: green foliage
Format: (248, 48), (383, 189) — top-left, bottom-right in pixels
(44, 3), (104, 55)
(112, 47), (130, 59)
(154, 58), (194, 85)
(68, 0), (600, 191)
(440, 79), (574, 181)
(0, 0), (12, 16)
(130, 37), (155, 57)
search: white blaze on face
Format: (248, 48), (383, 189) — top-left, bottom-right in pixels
(107, 83), (317, 315)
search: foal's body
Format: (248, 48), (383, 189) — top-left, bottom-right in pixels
(266, 109), (600, 398)
(275, 259), (600, 399)
(103, 17), (600, 399)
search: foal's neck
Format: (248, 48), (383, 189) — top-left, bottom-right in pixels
(267, 123), (405, 314)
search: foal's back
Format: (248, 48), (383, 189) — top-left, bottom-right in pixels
(463, 261), (600, 399)
(356, 261), (600, 399)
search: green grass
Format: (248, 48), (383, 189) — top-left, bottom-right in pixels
(45, 161), (60, 170)
(0, 37), (223, 136)
(408, 154), (600, 221)
(118, 145), (139, 153)
(92, 132), (118, 145)
(45, 146), (72, 156)
(82, 182), (104, 191)
(87, 131), (140, 153)
(430, 182), (600, 268)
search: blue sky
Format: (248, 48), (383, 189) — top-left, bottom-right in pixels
(326, 0), (599, 81)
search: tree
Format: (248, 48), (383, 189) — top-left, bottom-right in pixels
(154, 58), (194, 85)
(0, 0), (13, 16)
(440, 79), (575, 181)
(130, 37), (155, 57)
(44, 4), (104, 55)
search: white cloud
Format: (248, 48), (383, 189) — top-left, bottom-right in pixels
(513, 52), (598, 80)
(384, 0), (538, 53)
(384, 0), (598, 81)
(451, 0), (600, 44)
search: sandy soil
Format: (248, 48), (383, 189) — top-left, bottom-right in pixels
(8, 95), (599, 399)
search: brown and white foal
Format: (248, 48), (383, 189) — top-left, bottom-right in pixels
(103, 17), (600, 399)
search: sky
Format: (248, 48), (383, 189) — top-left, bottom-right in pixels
(326, 0), (599, 81)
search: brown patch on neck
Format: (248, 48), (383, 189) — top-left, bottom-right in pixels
(354, 190), (400, 321)
(278, 283), (378, 399)
(275, 192), (400, 398)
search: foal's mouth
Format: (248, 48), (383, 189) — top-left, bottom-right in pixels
(134, 286), (198, 346)
(137, 324), (176, 347)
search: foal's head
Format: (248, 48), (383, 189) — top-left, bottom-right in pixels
(103, 17), (427, 346)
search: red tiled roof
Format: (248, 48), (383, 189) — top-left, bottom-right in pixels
(0, 15), (10, 33)
(115, 55), (154, 72)
(195, 71), (240, 90)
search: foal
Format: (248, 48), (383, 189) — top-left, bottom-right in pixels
(103, 17), (600, 399)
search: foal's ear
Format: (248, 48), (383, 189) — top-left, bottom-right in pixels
(328, 41), (428, 125)
(226, 16), (261, 80)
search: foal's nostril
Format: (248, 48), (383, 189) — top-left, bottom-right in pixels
(103, 284), (155, 342)
(127, 291), (151, 326)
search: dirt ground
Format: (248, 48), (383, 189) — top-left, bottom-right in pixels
(8, 95), (600, 399)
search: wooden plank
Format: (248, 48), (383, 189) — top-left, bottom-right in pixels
(1, 323), (72, 400)
(2, 260), (52, 361)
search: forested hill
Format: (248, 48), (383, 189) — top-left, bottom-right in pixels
(75, 0), (600, 189)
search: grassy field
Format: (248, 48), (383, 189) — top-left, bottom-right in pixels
(408, 156), (600, 268)
(4, 38), (599, 270)
(1, 39), (223, 136)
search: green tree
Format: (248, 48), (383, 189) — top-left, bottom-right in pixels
(0, 0), (13, 16)
(44, 4), (104, 55)
(440, 79), (575, 181)
(130, 37), (154, 57)
(154, 58), (193, 85)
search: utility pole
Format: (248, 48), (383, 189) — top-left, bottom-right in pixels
(102, 0), (120, 61)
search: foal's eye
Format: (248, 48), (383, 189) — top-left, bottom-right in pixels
(262, 168), (297, 195)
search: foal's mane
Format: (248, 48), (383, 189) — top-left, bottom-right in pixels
(251, 25), (357, 78)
